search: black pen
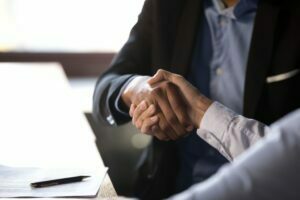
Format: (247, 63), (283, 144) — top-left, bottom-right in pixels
(31, 175), (90, 188)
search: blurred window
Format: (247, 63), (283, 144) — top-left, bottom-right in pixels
(0, 0), (144, 52)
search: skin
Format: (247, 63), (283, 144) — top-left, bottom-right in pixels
(123, 0), (238, 140)
(129, 70), (213, 140)
(122, 76), (193, 140)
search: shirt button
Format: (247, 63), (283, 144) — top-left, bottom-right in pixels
(215, 67), (223, 76)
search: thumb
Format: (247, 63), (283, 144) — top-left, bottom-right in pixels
(148, 69), (171, 85)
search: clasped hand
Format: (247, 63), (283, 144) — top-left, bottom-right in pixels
(122, 69), (212, 141)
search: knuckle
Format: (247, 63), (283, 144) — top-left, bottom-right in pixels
(157, 69), (165, 75)
(175, 74), (184, 80)
(150, 88), (160, 96)
(157, 69), (162, 74)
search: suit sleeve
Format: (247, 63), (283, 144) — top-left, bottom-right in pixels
(92, 0), (154, 126)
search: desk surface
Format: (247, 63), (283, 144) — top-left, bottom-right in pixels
(0, 63), (117, 199)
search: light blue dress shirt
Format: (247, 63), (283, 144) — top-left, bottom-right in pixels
(207, 0), (258, 113)
(176, 0), (258, 192)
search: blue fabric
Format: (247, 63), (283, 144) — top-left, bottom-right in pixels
(176, 0), (258, 192)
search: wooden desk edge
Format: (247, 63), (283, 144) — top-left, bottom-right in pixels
(98, 173), (118, 199)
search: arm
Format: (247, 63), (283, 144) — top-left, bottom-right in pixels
(169, 109), (300, 200)
(93, 1), (191, 140)
(197, 102), (267, 161)
(145, 69), (267, 159)
(92, 0), (153, 125)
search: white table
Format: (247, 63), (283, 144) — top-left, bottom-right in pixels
(0, 63), (117, 199)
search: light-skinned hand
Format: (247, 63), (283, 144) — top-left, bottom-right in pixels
(122, 76), (193, 140)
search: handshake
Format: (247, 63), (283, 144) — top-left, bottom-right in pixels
(122, 69), (212, 141)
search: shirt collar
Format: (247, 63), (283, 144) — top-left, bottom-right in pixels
(212, 0), (258, 19)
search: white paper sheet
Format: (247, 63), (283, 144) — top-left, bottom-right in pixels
(0, 64), (110, 198)
(0, 165), (108, 198)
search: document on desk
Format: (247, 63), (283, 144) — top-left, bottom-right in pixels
(0, 165), (108, 198)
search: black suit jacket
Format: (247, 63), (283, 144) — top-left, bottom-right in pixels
(93, 0), (300, 198)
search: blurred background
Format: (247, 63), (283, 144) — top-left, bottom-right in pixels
(0, 0), (150, 196)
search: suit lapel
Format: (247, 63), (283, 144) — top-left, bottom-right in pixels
(243, 0), (280, 118)
(171, 0), (203, 76)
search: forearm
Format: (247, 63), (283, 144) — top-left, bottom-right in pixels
(170, 109), (300, 200)
(121, 76), (151, 107)
(197, 102), (267, 161)
(92, 0), (154, 126)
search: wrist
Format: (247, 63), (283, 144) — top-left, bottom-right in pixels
(121, 85), (133, 108)
(193, 95), (213, 128)
(121, 76), (151, 107)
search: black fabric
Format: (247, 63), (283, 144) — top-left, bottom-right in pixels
(93, 0), (300, 199)
(134, 140), (179, 200)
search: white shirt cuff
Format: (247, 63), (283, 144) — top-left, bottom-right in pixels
(200, 101), (236, 138)
(196, 102), (237, 161)
(196, 101), (267, 161)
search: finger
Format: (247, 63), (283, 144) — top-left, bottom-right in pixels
(156, 113), (180, 140)
(144, 113), (177, 140)
(144, 122), (170, 141)
(139, 104), (157, 122)
(132, 101), (148, 128)
(152, 85), (186, 138)
(140, 115), (159, 134)
(166, 83), (194, 131)
(135, 104), (157, 130)
(148, 71), (196, 126)
(129, 104), (137, 117)
(148, 69), (171, 85)
(149, 70), (192, 97)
